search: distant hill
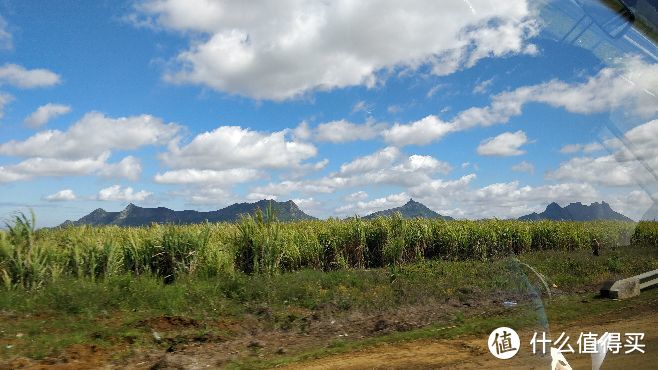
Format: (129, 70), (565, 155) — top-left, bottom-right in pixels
(363, 199), (453, 220)
(518, 201), (633, 222)
(60, 200), (316, 227)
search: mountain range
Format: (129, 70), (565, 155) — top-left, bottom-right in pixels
(61, 199), (635, 227)
(517, 201), (633, 222)
(60, 200), (316, 227)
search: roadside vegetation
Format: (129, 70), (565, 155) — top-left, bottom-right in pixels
(1, 207), (654, 288)
(0, 209), (657, 366)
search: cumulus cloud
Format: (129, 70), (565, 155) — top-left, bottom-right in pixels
(0, 92), (12, 119)
(155, 125), (321, 204)
(24, 103), (71, 128)
(386, 58), (658, 147)
(0, 112), (179, 159)
(548, 119), (658, 187)
(336, 192), (409, 216)
(333, 170), (601, 219)
(0, 153), (120, 183)
(0, 64), (61, 88)
(160, 126), (316, 171)
(0, 153), (143, 183)
(97, 185), (152, 202)
(383, 115), (453, 146)
(99, 156), (142, 181)
(406, 174), (478, 200)
(154, 168), (261, 185)
(339, 147), (399, 176)
(134, 0), (537, 100)
(44, 189), (77, 202)
(458, 57), (658, 126)
(250, 147), (452, 198)
(559, 142), (603, 154)
(460, 181), (599, 218)
(477, 130), (529, 156)
(607, 190), (655, 221)
(292, 121), (312, 141)
(547, 155), (650, 187)
(473, 78), (494, 94)
(291, 119), (386, 143)
(511, 160), (535, 174)
(315, 119), (384, 143)
(0, 112), (179, 182)
(292, 197), (322, 216)
(411, 177), (598, 219)
(344, 191), (368, 202)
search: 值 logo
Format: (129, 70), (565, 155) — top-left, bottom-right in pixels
(488, 327), (520, 359)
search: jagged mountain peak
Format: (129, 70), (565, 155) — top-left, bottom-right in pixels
(363, 199), (453, 220)
(519, 201), (632, 222)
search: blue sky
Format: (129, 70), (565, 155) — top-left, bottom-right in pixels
(0, 0), (657, 226)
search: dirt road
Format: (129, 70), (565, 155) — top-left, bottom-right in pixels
(283, 303), (658, 369)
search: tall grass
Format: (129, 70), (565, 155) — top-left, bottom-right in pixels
(0, 210), (655, 290)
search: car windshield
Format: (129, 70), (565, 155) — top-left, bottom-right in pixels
(0, 1), (657, 369)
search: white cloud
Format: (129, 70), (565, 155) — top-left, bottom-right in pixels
(292, 121), (312, 141)
(0, 16), (12, 51)
(44, 189), (77, 202)
(511, 160), (535, 174)
(339, 147), (399, 176)
(463, 181), (599, 218)
(608, 190), (655, 221)
(0, 92), (12, 119)
(154, 168), (261, 185)
(413, 178), (598, 219)
(548, 119), (658, 187)
(97, 185), (152, 202)
(473, 78), (493, 94)
(250, 147), (452, 198)
(407, 174), (478, 200)
(156, 125), (319, 204)
(315, 119), (383, 143)
(477, 130), (528, 156)
(0, 112), (179, 159)
(615, 118), (658, 162)
(292, 197), (322, 216)
(178, 186), (236, 205)
(0, 153), (140, 183)
(0, 154), (106, 183)
(454, 57), (658, 131)
(559, 142), (603, 154)
(547, 155), (650, 187)
(336, 192), (408, 216)
(382, 58), (658, 148)
(99, 156), (142, 181)
(0, 64), (61, 88)
(0, 112), (178, 183)
(351, 100), (373, 114)
(333, 173), (602, 219)
(344, 191), (368, 202)
(383, 115), (453, 146)
(282, 58), (658, 149)
(24, 103), (72, 128)
(135, 0), (537, 100)
(160, 125), (316, 171)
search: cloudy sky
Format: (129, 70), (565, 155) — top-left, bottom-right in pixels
(0, 0), (657, 226)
